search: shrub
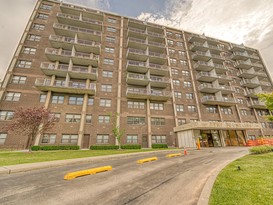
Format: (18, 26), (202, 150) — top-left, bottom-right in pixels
(152, 144), (168, 148)
(121, 144), (141, 149)
(249, 145), (273, 154)
(31, 145), (80, 151)
(90, 145), (119, 150)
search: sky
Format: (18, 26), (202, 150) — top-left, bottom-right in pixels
(0, 0), (273, 80)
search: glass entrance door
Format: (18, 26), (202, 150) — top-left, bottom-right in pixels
(200, 130), (221, 147)
(222, 130), (246, 146)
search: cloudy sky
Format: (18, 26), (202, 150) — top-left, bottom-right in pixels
(1, 0), (273, 79)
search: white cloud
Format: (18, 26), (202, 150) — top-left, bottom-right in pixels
(137, 0), (273, 75)
(66, 0), (110, 10)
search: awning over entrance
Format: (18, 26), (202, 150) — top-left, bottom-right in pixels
(174, 121), (262, 132)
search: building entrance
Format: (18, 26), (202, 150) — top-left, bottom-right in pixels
(200, 130), (221, 147)
(222, 130), (246, 146)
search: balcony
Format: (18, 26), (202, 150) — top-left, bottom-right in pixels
(210, 53), (225, 63)
(147, 40), (166, 52)
(127, 37), (147, 50)
(147, 31), (165, 41)
(126, 88), (171, 101)
(198, 83), (220, 93)
(214, 63), (228, 73)
(127, 27), (146, 39)
(201, 96), (237, 106)
(207, 45), (225, 53)
(53, 23), (101, 41)
(126, 60), (148, 73)
(190, 42), (209, 52)
(127, 48), (148, 61)
(35, 78), (96, 95)
(150, 76), (170, 88)
(126, 73), (149, 86)
(188, 34), (207, 43)
(229, 43), (256, 52)
(240, 79), (260, 88)
(248, 100), (266, 109)
(252, 62), (263, 69)
(259, 81), (271, 88)
(196, 72), (218, 82)
(231, 51), (249, 60)
(60, 3), (103, 21)
(128, 19), (146, 30)
(192, 51), (211, 61)
(149, 51), (166, 64)
(193, 61), (214, 72)
(235, 60), (253, 69)
(149, 63), (169, 76)
(49, 35), (100, 54)
(56, 13), (102, 31)
(146, 24), (164, 35)
(45, 48), (99, 67)
(219, 85), (235, 94)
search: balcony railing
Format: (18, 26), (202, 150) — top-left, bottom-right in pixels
(126, 88), (171, 100)
(128, 27), (146, 34)
(127, 60), (146, 67)
(150, 76), (170, 83)
(127, 73), (148, 80)
(128, 48), (147, 55)
(148, 63), (168, 71)
(149, 51), (166, 58)
(201, 96), (237, 105)
(57, 13), (102, 25)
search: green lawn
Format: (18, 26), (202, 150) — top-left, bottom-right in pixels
(209, 152), (273, 205)
(0, 149), (173, 166)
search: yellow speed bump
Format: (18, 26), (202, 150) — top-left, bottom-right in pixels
(64, 166), (112, 180)
(137, 157), (158, 164)
(166, 153), (182, 158)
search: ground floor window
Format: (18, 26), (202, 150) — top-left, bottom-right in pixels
(97, 135), (109, 144)
(41, 134), (56, 144)
(61, 134), (78, 144)
(126, 135), (138, 144)
(0, 133), (7, 145)
(152, 135), (166, 144)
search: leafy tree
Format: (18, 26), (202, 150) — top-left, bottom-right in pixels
(6, 107), (56, 151)
(111, 112), (125, 150)
(258, 93), (273, 121)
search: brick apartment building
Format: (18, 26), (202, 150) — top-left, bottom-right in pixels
(0, 0), (272, 149)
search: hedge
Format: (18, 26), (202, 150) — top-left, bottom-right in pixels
(90, 145), (119, 150)
(249, 145), (273, 154)
(121, 144), (141, 149)
(152, 144), (168, 148)
(31, 145), (80, 151)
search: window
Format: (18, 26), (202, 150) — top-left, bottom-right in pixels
(182, 70), (189, 76)
(150, 102), (164, 110)
(178, 119), (186, 126)
(174, 92), (182, 98)
(105, 47), (115, 53)
(188, 105), (196, 112)
(98, 115), (110, 124)
(184, 81), (191, 87)
(128, 101), (145, 109)
(151, 118), (165, 126)
(190, 119), (198, 122)
(0, 111), (14, 121)
(178, 50), (185, 56)
(261, 122), (267, 128)
(180, 60), (187, 65)
(103, 70), (113, 77)
(206, 106), (217, 113)
(101, 84), (112, 92)
(173, 79), (180, 86)
(40, 4), (52, 10)
(152, 135), (166, 144)
(68, 96), (84, 105)
(257, 110), (269, 116)
(106, 27), (117, 32)
(166, 31), (173, 36)
(51, 95), (64, 104)
(0, 133), (7, 145)
(99, 99), (111, 107)
(17, 60), (32, 68)
(61, 134), (78, 144)
(170, 58), (177, 64)
(106, 36), (115, 43)
(86, 115), (92, 123)
(127, 117), (145, 125)
(28, 34), (41, 41)
(4, 92), (21, 101)
(186, 93), (193, 99)
(176, 104), (184, 112)
(220, 107), (233, 115)
(32, 23), (45, 30)
(41, 134), (56, 144)
(107, 18), (117, 24)
(171, 68), (178, 75)
(104, 58), (114, 65)
(167, 39), (174, 45)
(22, 47), (36, 55)
(127, 135), (138, 144)
(177, 41), (183, 47)
(51, 113), (61, 122)
(96, 135), (109, 144)
(65, 114), (81, 123)
(237, 98), (244, 104)
(37, 13), (49, 19)
(11, 76), (26, 84)
(39, 94), (46, 102)
(176, 33), (182, 39)
(241, 109), (247, 116)
(168, 49), (175, 54)
(88, 98), (94, 105)
(268, 122), (273, 129)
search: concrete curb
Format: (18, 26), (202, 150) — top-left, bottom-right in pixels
(197, 154), (247, 205)
(0, 149), (182, 175)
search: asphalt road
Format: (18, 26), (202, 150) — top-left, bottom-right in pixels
(0, 147), (248, 205)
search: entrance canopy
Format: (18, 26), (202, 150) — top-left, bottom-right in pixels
(174, 121), (262, 132)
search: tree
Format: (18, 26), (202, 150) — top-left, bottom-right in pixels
(6, 107), (56, 151)
(111, 112), (125, 150)
(258, 93), (273, 121)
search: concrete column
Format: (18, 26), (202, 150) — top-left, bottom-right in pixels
(147, 99), (152, 148)
(77, 93), (88, 148)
